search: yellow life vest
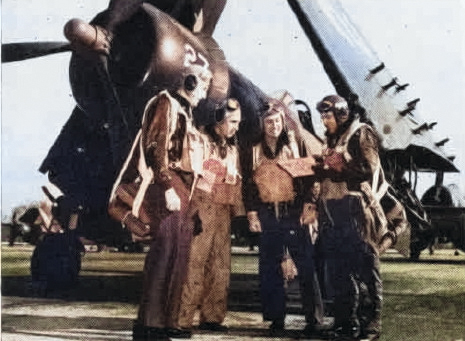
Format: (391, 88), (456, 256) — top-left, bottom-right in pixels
(252, 131), (300, 203)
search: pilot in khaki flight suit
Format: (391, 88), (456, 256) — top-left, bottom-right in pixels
(178, 98), (243, 333)
(109, 61), (213, 341)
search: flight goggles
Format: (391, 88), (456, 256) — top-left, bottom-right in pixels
(226, 98), (240, 111)
(317, 99), (348, 117)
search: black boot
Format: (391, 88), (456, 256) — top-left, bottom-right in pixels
(198, 322), (229, 332)
(302, 322), (316, 338)
(146, 327), (171, 341)
(358, 265), (382, 341)
(165, 327), (192, 339)
(132, 320), (146, 341)
(269, 319), (285, 337)
(359, 317), (381, 341)
(132, 321), (171, 341)
(333, 320), (360, 341)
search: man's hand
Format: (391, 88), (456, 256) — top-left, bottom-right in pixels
(123, 212), (150, 237)
(281, 257), (298, 281)
(300, 203), (318, 225)
(165, 188), (181, 211)
(247, 211), (262, 233)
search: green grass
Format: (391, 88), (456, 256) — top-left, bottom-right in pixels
(381, 261), (465, 341)
(1, 245), (32, 276)
(2, 244), (464, 340)
(231, 254), (259, 274)
(79, 252), (147, 274)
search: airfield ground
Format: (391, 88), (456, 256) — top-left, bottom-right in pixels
(2, 244), (464, 341)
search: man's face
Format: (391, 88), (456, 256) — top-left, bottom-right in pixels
(216, 109), (241, 139)
(321, 110), (338, 134)
(263, 111), (284, 138)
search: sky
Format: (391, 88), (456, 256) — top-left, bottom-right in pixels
(2, 0), (465, 219)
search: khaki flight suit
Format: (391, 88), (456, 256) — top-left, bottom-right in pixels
(178, 138), (243, 328)
(110, 90), (205, 329)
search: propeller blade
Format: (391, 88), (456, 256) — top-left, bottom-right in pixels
(2, 42), (71, 63)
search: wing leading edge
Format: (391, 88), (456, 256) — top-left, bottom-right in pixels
(287, 0), (458, 172)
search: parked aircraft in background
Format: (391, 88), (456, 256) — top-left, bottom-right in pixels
(2, 0), (464, 258)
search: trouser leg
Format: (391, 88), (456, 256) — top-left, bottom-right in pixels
(258, 207), (286, 322)
(359, 246), (383, 335)
(332, 270), (359, 333)
(199, 204), (231, 324)
(138, 211), (192, 328)
(319, 198), (363, 336)
(287, 224), (317, 325)
(178, 206), (215, 328)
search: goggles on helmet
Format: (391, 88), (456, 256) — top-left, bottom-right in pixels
(316, 98), (349, 119)
(316, 100), (334, 113)
(226, 98), (240, 111)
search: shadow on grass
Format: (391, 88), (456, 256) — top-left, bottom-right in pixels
(1, 274), (143, 303)
(2, 313), (308, 340)
(2, 272), (307, 314)
(2, 314), (132, 332)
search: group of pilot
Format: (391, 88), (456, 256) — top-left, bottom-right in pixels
(107, 48), (408, 341)
(63, 6), (408, 341)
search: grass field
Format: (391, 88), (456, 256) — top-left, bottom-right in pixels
(2, 244), (464, 341)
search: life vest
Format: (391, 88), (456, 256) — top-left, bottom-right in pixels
(196, 137), (243, 206)
(252, 131), (300, 203)
(109, 90), (205, 219)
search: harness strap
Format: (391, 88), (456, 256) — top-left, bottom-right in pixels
(132, 134), (154, 218)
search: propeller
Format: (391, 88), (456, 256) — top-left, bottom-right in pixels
(2, 42), (71, 63)
(1, 1), (137, 64)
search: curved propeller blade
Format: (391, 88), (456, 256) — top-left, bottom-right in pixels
(2, 42), (71, 63)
